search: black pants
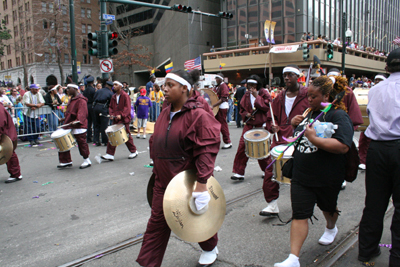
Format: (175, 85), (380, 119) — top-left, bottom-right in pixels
(93, 105), (109, 144)
(359, 140), (400, 266)
(235, 104), (242, 127)
(87, 104), (94, 142)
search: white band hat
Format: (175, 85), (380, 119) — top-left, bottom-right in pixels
(165, 73), (192, 92)
(375, 75), (387, 81)
(113, 81), (123, 87)
(329, 77), (336, 84)
(327, 71), (340, 77)
(215, 75), (224, 80)
(247, 79), (258, 84)
(282, 67), (300, 76)
(67, 84), (79, 89)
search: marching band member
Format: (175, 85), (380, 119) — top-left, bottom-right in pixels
(0, 103), (23, 183)
(137, 70), (221, 267)
(57, 84), (91, 169)
(101, 81), (138, 161)
(357, 73), (387, 170)
(275, 76), (353, 267)
(213, 73), (232, 149)
(231, 75), (272, 180)
(358, 49), (400, 265)
(261, 65), (309, 216)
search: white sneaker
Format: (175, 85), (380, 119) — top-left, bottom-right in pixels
(259, 199), (279, 216)
(222, 143), (232, 149)
(101, 154), (114, 161)
(230, 173), (245, 181)
(136, 134), (141, 139)
(5, 175), (23, 183)
(274, 254), (300, 267)
(128, 151), (138, 159)
(341, 180), (347, 190)
(142, 134), (146, 139)
(359, 163), (366, 170)
(149, 160), (154, 166)
(80, 158), (92, 169)
(318, 226), (338, 245)
(198, 246), (218, 266)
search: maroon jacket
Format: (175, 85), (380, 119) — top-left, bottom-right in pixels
(0, 104), (17, 142)
(266, 85), (309, 147)
(240, 89), (272, 127)
(109, 90), (131, 124)
(343, 87), (363, 129)
(64, 94), (88, 129)
(150, 97), (221, 189)
(214, 82), (229, 102)
(162, 90), (214, 117)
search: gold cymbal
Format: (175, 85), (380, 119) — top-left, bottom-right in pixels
(0, 134), (13, 165)
(147, 173), (155, 207)
(163, 169), (226, 243)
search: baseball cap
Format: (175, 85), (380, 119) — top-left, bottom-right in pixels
(387, 47), (400, 67)
(140, 88), (146, 96)
(30, 84), (39, 89)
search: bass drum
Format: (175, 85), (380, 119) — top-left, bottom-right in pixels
(200, 89), (219, 116)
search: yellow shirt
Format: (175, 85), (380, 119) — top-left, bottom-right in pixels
(149, 91), (164, 103)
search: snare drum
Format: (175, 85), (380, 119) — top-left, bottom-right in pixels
(243, 129), (271, 159)
(200, 89), (219, 116)
(270, 145), (295, 185)
(106, 124), (128, 146)
(51, 129), (76, 152)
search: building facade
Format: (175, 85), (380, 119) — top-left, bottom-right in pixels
(0, 0), (101, 88)
(222, 0), (399, 53)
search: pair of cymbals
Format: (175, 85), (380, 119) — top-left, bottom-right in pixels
(0, 134), (13, 165)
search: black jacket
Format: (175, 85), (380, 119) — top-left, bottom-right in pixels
(44, 92), (62, 110)
(234, 86), (246, 106)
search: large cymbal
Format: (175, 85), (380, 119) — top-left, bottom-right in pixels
(163, 169), (226, 243)
(147, 173), (155, 207)
(0, 134), (13, 165)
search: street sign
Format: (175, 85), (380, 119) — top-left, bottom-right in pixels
(100, 59), (114, 73)
(105, 19), (113, 25)
(102, 14), (115, 20)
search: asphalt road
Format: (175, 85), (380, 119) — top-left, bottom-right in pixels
(0, 126), (378, 267)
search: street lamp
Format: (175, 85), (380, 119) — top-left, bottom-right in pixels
(341, 27), (353, 76)
(345, 28), (353, 46)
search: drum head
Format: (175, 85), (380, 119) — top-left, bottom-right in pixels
(243, 129), (270, 141)
(51, 129), (71, 138)
(106, 124), (124, 133)
(200, 89), (219, 116)
(271, 144), (295, 158)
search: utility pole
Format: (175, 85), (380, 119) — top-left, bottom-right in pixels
(268, 0), (272, 88)
(100, 0), (109, 79)
(341, 0), (346, 75)
(69, 0), (78, 83)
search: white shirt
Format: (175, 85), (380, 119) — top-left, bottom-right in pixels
(170, 110), (181, 120)
(250, 94), (256, 109)
(218, 82), (229, 109)
(285, 95), (296, 117)
(0, 95), (13, 108)
(73, 129), (87, 135)
(116, 95), (120, 104)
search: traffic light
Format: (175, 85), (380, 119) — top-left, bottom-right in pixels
(302, 43), (309, 61)
(327, 42), (334, 60)
(108, 31), (118, 56)
(88, 32), (100, 57)
(171, 4), (192, 13)
(218, 11), (233, 19)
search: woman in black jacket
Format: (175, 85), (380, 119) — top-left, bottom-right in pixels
(44, 85), (62, 131)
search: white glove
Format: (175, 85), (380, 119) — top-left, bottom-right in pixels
(192, 191), (211, 211)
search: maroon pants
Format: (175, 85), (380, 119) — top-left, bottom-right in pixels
(7, 151), (21, 178)
(262, 144), (280, 203)
(58, 132), (90, 163)
(232, 125), (269, 175)
(106, 123), (136, 155)
(359, 132), (371, 165)
(215, 108), (231, 144)
(137, 186), (218, 267)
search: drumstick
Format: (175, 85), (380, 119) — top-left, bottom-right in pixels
(58, 121), (80, 128)
(269, 105), (279, 142)
(302, 108), (311, 117)
(52, 111), (61, 120)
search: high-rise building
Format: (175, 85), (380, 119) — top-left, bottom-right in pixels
(0, 0), (101, 87)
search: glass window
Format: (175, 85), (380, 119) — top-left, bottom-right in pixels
(227, 27), (236, 46)
(90, 56), (93, 64)
(273, 18), (282, 36)
(260, 3), (270, 22)
(238, 0), (246, 7)
(249, 22), (258, 38)
(284, 0), (295, 16)
(87, 24), (91, 32)
(63, 21), (67, 31)
(62, 5), (67, 15)
(44, 53), (49, 63)
(239, 24), (247, 43)
(272, 0), (282, 18)
(238, 7), (247, 24)
(49, 3), (53, 12)
(227, 10), (236, 27)
(41, 2), (46, 12)
(52, 53), (56, 63)
(87, 9), (91, 18)
(87, 0), (90, 3)
(81, 8), (85, 18)
(248, 5), (258, 23)
(64, 38), (68, 48)
(249, 0), (258, 5)
(64, 54), (69, 64)
(284, 16), (295, 34)
(227, 0), (236, 10)
(82, 24), (86, 34)
(83, 54), (87, 64)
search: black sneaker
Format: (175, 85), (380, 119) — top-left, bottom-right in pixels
(29, 141), (35, 147)
(34, 140), (40, 145)
(358, 248), (381, 262)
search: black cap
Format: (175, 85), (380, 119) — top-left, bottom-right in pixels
(240, 79), (247, 84)
(86, 76), (94, 83)
(387, 47), (400, 67)
(106, 81), (114, 86)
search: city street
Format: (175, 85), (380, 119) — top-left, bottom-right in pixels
(0, 126), (389, 267)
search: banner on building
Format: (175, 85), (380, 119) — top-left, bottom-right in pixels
(264, 20), (271, 43)
(77, 62), (81, 74)
(4, 75), (11, 84)
(270, 45), (299, 53)
(270, 21), (277, 44)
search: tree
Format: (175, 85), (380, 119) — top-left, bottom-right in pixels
(109, 4), (154, 84)
(0, 14), (12, 56)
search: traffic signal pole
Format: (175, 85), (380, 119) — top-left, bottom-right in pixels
(100, 0), (109, 79)
(69, 0), (78, 83)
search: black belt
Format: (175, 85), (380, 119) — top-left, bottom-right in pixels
(372, 139), (400, 143)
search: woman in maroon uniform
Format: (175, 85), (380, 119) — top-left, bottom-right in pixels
(57, 84), (91, 169)
(0, 104), (22, 183)
(136, 70), (221, 267)
(101, 81), (138, 161)
(231, 75), (272, 180)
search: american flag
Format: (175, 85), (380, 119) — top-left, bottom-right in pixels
(393, 36), (400, 46)
(184, 56), (202, 70)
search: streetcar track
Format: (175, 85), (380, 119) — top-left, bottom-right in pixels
(58, 188), (263, 267)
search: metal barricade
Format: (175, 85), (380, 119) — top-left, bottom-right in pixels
(13, 105), (65, 138)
